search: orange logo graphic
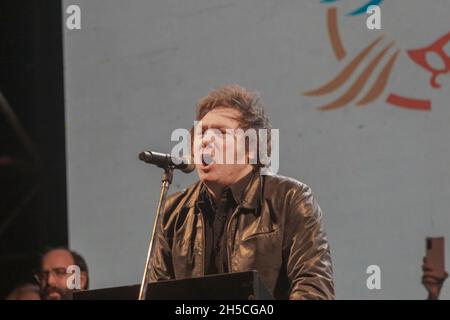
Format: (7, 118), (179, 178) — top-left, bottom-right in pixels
(302, 1), (450, 111)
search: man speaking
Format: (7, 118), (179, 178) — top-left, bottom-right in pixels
(149, 84), (334, 299)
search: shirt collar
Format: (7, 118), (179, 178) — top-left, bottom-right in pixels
(185, 169), (263, 211)
(200, 169), (259, 209)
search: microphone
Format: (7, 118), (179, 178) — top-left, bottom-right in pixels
(138, 150), (195, 173)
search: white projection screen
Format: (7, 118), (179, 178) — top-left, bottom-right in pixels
(63, 0), (450, 299)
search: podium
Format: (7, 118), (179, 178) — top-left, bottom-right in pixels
(73, 270), (273, 300)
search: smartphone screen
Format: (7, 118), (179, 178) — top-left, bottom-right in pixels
(426, 237), (445, 275)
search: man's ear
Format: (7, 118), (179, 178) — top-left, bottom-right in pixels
(80, 271), (88, 290)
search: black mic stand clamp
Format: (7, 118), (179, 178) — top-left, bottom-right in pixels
(138, 166), (174, 300)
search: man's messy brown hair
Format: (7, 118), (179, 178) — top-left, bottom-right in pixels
(194, 84), (272, 168)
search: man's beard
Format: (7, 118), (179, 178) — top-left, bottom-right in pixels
(42, 286), (73, 300)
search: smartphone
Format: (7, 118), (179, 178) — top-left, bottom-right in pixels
(426, 237), (445, 274)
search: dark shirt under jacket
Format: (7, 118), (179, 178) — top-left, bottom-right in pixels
(198, 171), (254, 275)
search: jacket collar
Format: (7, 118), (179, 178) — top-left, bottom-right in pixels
(183, 169), (263, 211)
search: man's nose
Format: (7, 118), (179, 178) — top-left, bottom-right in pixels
(47, 273), (57, 286)
(202, 135), (215, 148)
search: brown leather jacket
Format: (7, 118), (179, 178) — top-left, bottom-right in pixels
(149, 172), (335, 299)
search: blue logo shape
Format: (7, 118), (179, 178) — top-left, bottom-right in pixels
(320, 0), (385, 16)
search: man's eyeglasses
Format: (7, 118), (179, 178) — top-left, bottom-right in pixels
(34, 268), (68, 283)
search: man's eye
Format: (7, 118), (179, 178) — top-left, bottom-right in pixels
(54, 268), (67, 275)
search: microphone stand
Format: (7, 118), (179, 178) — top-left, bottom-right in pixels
(138, 166), (174, 300)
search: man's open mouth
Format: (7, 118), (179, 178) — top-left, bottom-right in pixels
(201, 152), (214, 167)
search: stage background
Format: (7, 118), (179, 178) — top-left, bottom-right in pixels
(63, 0), (450, 299)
